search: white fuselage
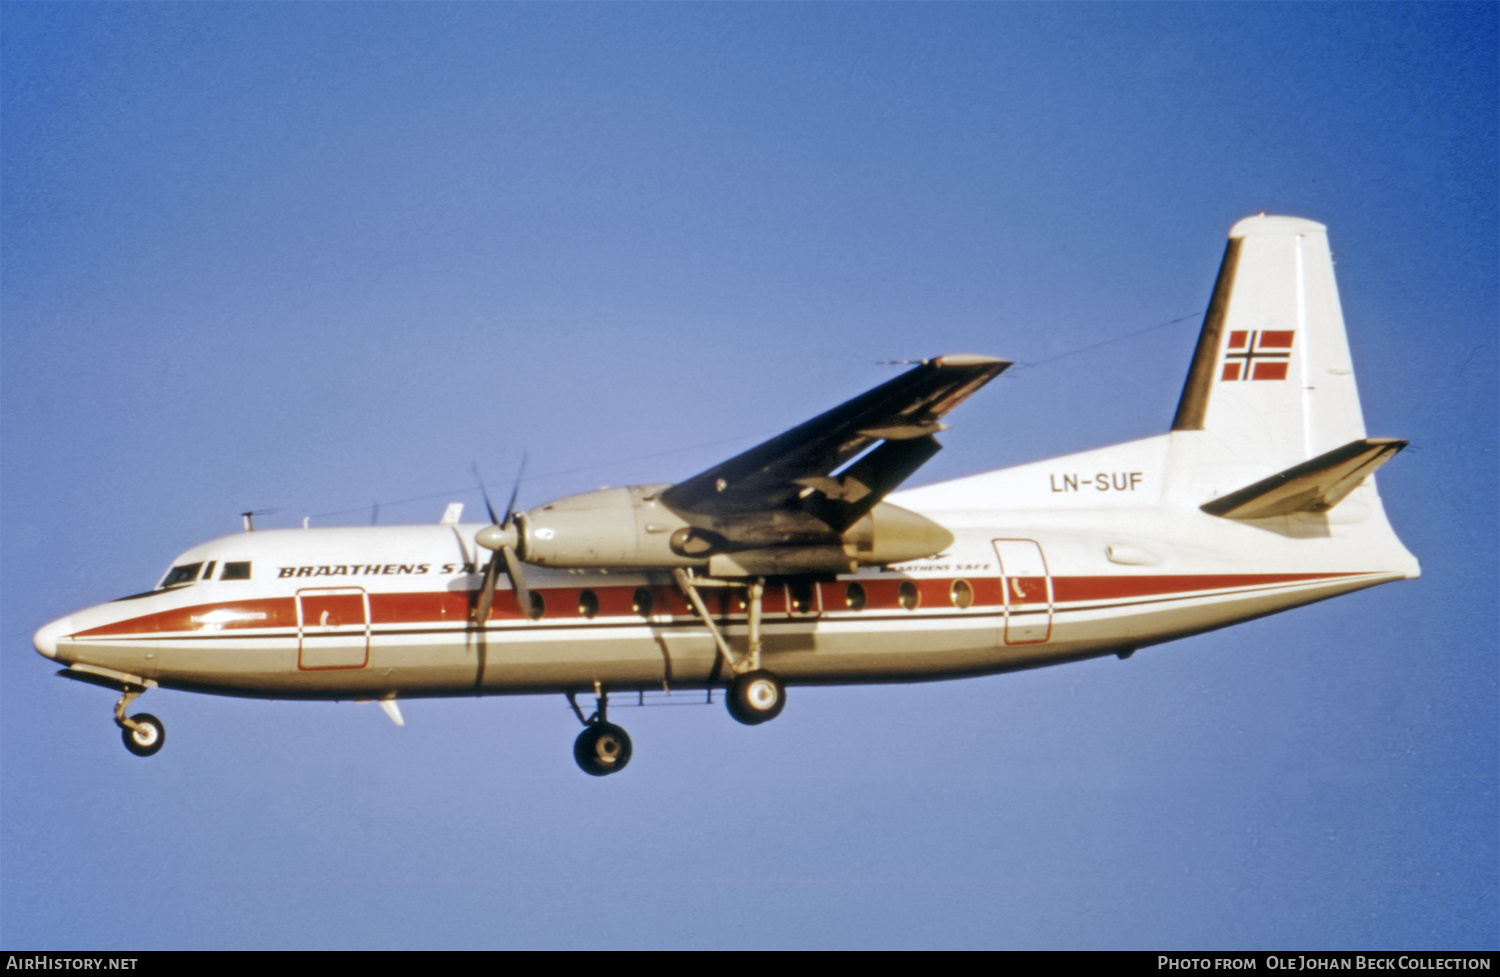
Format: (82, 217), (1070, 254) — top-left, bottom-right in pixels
(33, 431), (1419, 702)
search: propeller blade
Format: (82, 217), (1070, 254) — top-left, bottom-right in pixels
(473, 555), (501, 626)
(473, 464), (500, 526)
(501, 545), (532, 617)
(502, 453), (527, 527)
(472, 456), (530, 624)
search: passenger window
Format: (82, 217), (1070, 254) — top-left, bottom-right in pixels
(526, 592), (546, 620)
(221, 562), (252, 580)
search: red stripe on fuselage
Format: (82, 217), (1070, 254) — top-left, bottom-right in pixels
(71, 572), (1363, 638)
(1051, 572), (1355, 603)
(75, 597), (297, 637)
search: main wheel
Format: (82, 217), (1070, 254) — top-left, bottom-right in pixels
(573, 722), (632, 776)
(121, 713), (165, 757)
(727, 670), (786, 726)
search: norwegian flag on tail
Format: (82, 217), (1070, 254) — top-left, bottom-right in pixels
(1221, 329), (1294, 381)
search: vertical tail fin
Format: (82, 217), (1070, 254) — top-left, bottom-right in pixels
(1172, 215), (1367, 475)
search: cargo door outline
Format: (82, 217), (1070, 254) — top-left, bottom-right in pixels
(297, 587), (371, 670)
(992, 539), (1054, 645)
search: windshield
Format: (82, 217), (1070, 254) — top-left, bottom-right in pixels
(159, 563), (203, 589)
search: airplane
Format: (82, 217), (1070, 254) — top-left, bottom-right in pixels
(32, 214), (1419, 776)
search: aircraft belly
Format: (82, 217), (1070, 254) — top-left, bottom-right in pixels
(72, 631), (476, 697)
(474, 626), (719, 691)
(1048, 570), (1399, 651)
(55, 640), (169, 684)
(757, 615), (1006, 682)
(458, 615), (1017, 688)
(61, 635), (309, 695)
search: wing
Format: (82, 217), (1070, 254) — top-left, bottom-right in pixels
(660, 354), (1008, 537)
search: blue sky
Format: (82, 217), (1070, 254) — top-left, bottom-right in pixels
(2, 3), (1494, 950)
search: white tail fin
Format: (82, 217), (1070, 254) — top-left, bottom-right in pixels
(899, 213), (1411, 562)
(1172, 215), (1367, 475)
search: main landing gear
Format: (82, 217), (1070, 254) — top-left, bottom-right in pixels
(727, 670), (785, 726)
(115, 688), (165, 757)
(672, 570), (790, 728)
(567, 684), (632, 777)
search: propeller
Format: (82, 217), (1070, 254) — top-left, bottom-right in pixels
(472, 458), (531, 626)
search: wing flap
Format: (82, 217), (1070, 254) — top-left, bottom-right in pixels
(796, 434), (943, 532)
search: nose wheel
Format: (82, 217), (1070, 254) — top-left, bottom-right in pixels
(113, 688), (165, 757)
(566, 684), (632, 776)
(121, 713), (165, 757)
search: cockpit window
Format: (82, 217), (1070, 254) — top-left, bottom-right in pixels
(160, 563), (204, 589)
(221, 562), (251, 580)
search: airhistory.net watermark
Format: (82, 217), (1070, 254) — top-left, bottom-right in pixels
(5, 958), (137, 970)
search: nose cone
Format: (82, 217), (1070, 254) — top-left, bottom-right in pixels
(33, 615), (75, 660)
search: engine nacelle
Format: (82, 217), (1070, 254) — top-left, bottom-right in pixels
(520, 485), (696, 568)
(704, 505), (955, 575)
(841, 502), (956, 566)
(518, 485), (953, 574)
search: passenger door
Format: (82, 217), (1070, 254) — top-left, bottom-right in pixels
(297, 587), (371, 669)
(992, 539), (1053, 645)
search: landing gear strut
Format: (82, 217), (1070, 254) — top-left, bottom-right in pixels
(567, 684), (632, 777)
(114, 688), (165, 757)
(673, 570), (789, 727)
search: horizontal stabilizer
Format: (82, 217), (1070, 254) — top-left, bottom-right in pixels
(1201, 438), (1406, 519)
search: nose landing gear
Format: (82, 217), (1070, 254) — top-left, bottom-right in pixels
(57, 667), (167, 757)
(567, 684), (632, 776)
(115, 688), (165, 757)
